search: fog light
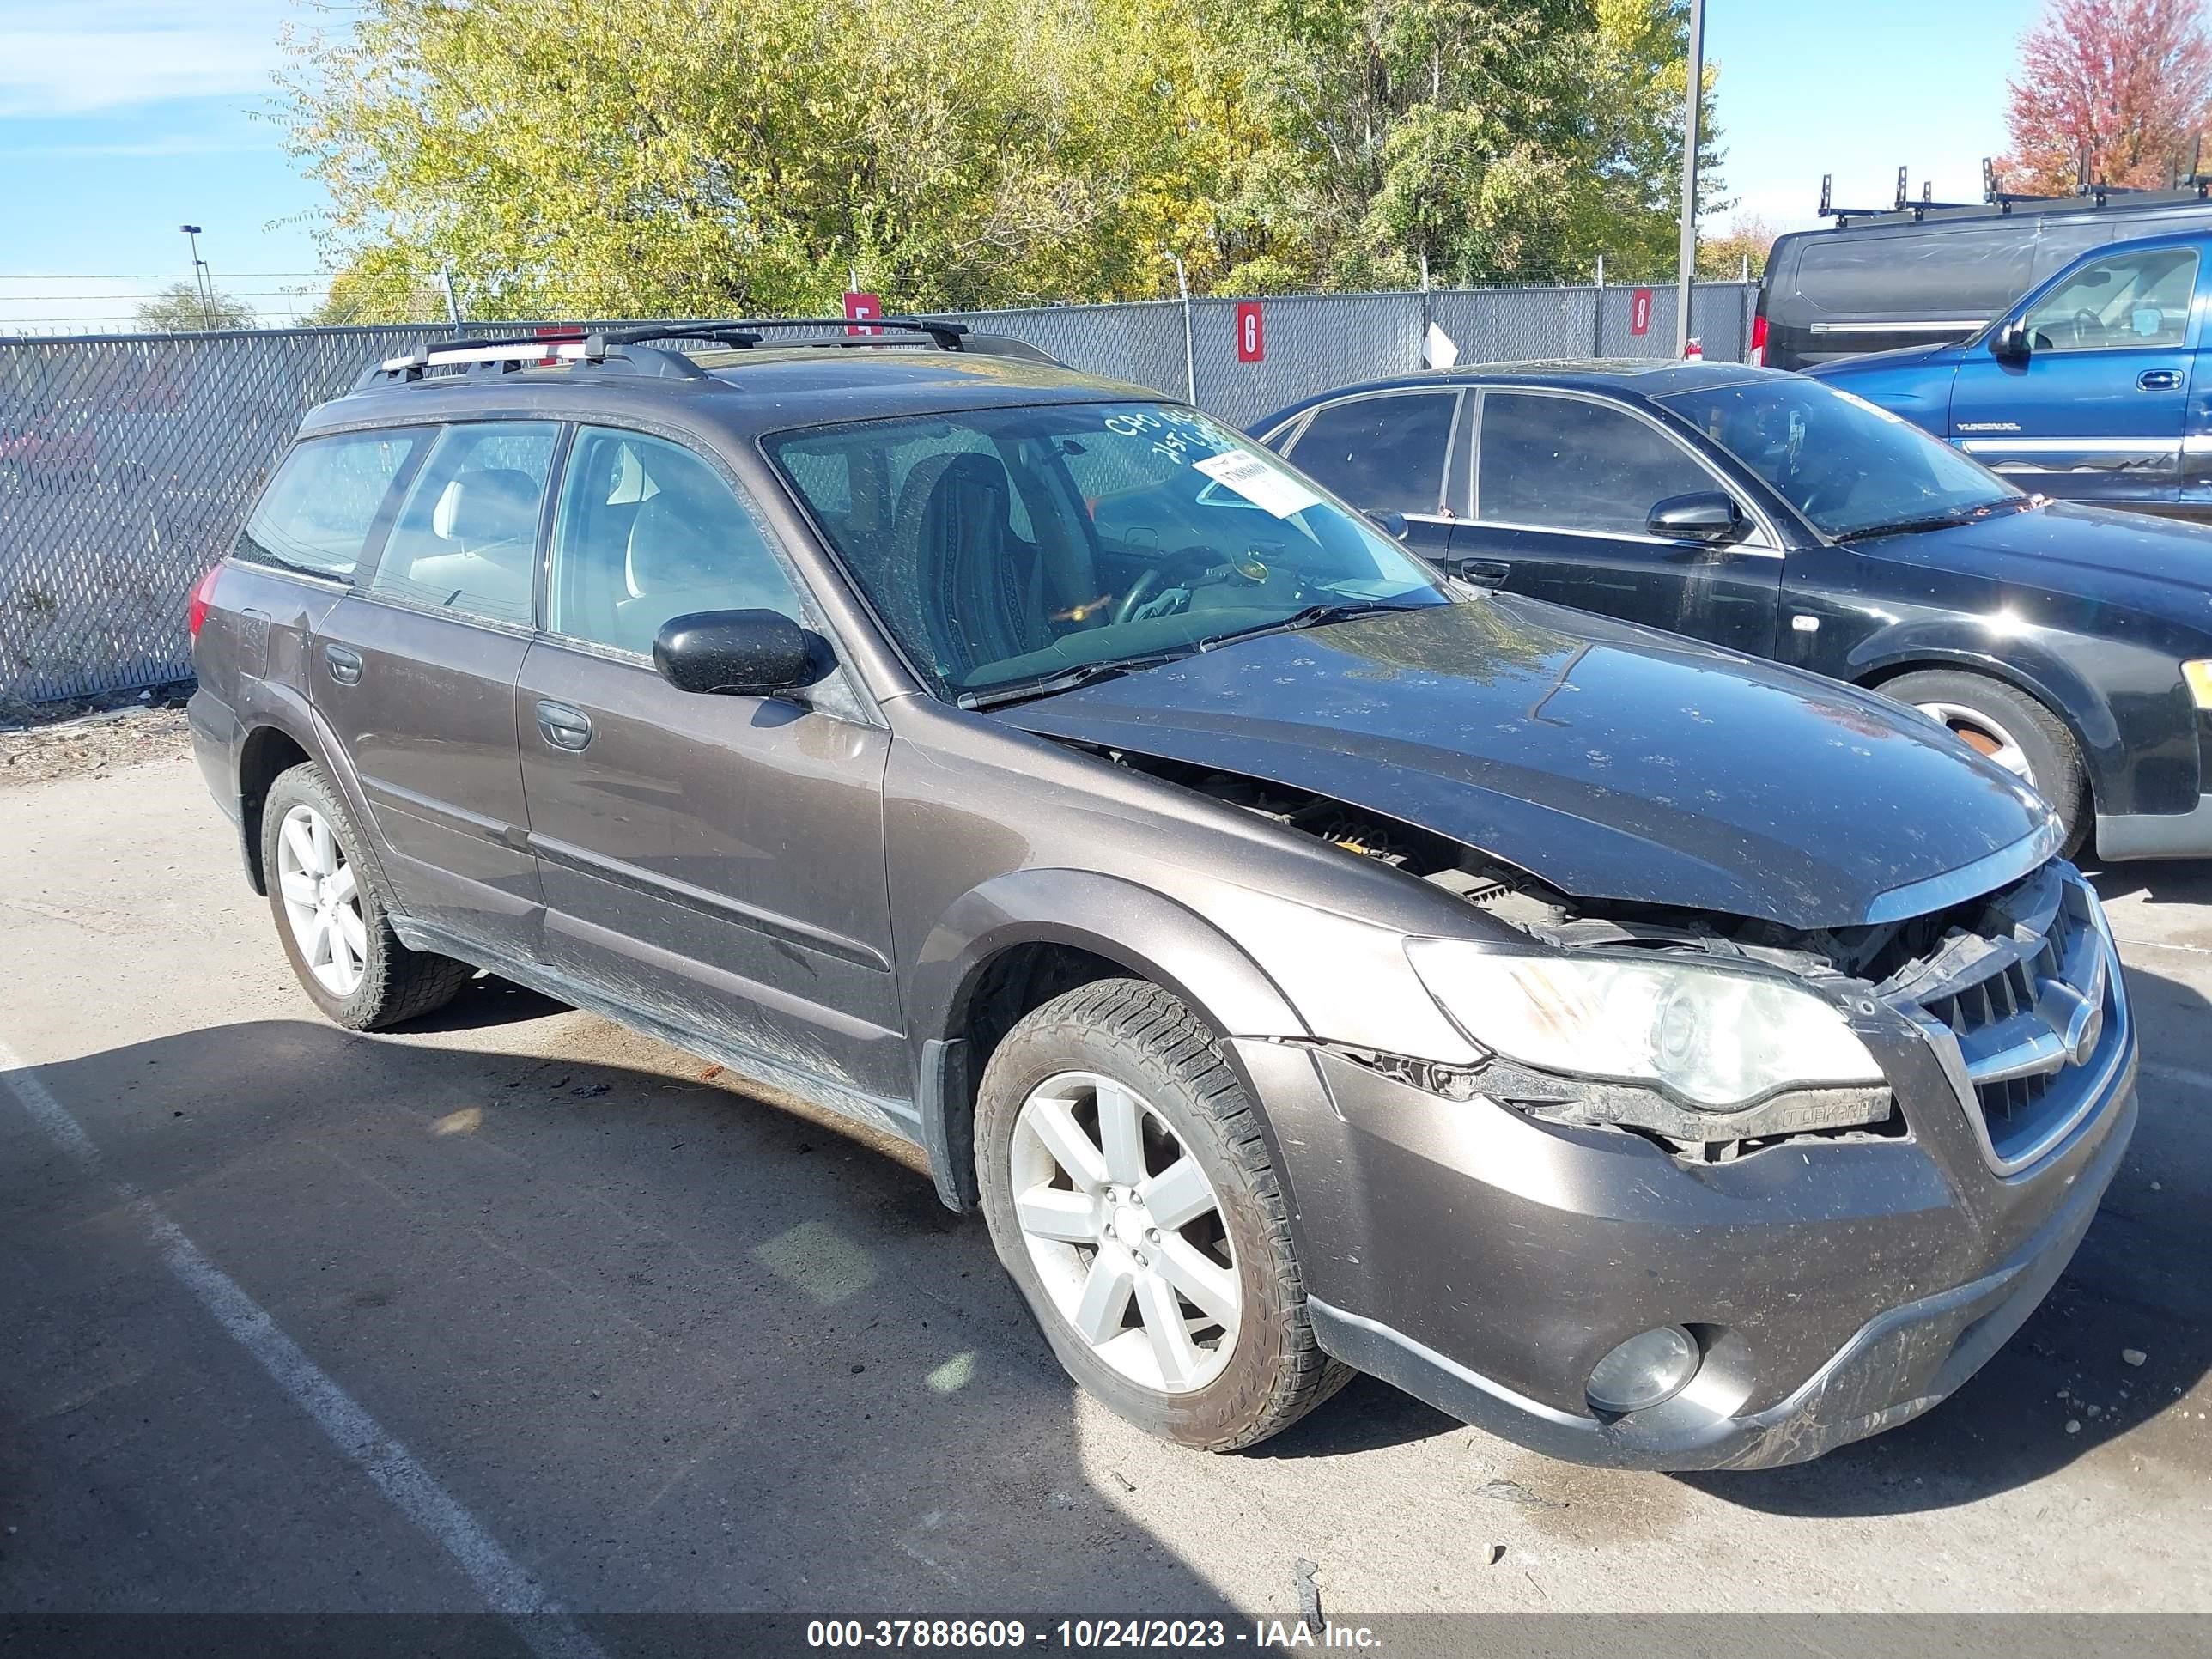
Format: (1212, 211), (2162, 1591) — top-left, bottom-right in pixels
(1586, 1325), (1700, 1415)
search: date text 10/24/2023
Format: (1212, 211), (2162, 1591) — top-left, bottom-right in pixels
(805, 1619), (1384, 1650)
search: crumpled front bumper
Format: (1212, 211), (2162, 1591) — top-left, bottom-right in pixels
(1227, 925), (2138, 1470)
(1302, 1074), (2131, 1470)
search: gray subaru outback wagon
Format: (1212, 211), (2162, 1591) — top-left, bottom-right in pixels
(187, 320), (2136, 1468)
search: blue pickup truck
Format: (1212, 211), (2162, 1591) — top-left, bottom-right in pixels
(1811, 228), (2212, 518)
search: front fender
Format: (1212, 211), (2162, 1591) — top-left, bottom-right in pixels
(913, 868), (1309, 1053)
(908, 868), (1310, 1213)
(1844, 623), (2146, 811)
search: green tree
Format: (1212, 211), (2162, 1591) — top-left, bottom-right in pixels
(279, 0), (1719, 308)
(281, 0), (1213, 314)
(1198, 0), (1724, 291)
(133, 282), (258, 331)
(302, 250), (448, 325)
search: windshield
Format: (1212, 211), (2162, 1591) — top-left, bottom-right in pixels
(1659, 378), (2021, 538)
(765, 401), (1448, 699)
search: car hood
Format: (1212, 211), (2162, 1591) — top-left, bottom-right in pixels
(995, 599), (2053, 932)
(1863, 500), (2212, 611)
(1808, 341), (1963, 378)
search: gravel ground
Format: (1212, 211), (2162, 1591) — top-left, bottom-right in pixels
(0, 695), (193, 788)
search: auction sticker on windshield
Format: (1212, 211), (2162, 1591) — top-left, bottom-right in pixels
(1194, 450), (1322, 519)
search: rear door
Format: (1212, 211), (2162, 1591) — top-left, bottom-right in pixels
(1950, 241), (2200, 507)
(1275, 389), (1465, 561)
(515, 424), (905, 1104)
(1451, 389), (1782, 657)
(309, 420), (560, 958)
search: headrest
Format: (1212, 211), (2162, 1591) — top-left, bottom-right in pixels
(627, 494), (721, 593)
(914, 452), (1011, 536)
(434, 468), (541, 548)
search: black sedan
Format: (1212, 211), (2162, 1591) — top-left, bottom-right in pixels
(1254, 362), (2212, 859)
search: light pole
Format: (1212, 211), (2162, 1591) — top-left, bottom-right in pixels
(179, 224), (214, 329)
(1674, 0), (1706, 356)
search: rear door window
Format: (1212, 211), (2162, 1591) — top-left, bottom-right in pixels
(1476, 392), (1718, 538)
(236, 429), (425, 580)
(366, 422), (560, 627)
(1285, 393), (1458, 514)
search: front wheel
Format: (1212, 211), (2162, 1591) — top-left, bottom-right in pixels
(1880, 669), (2088, 854)
(975, 979), (1350, 1451)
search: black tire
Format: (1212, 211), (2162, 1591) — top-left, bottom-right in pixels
(976, 978), (1351, 1451)
(1878, 669), (2089, 854)
(259, 763), (473, 1030)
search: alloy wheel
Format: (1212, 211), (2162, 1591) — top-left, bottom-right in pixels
(275, 803), (367, 997)
(1917, 699), (2033, 781)
(1009, 1069), (1242, 1394)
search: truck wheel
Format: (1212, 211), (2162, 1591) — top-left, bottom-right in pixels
(260, 763), (473, 1030)
(1880, 669), (2088, 854)
(976, 978), (1351, 1451)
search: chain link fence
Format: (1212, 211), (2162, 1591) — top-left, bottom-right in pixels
(0, 281), (1753, 704)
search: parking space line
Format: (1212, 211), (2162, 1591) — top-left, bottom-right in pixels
(0, 1036), (609, 1659)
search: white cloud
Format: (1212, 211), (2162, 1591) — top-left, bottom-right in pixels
(0, 3), (295, 117)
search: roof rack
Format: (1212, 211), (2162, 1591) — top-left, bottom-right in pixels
(351, 335), (709, 389)
(1814, 156), (2212, 231)
(349, 313), (1042, 391)
(593, 315), (973, 351)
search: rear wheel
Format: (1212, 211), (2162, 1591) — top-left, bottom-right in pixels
(260, 763), (473, 1030)
(976, 978), (1350, 1451)
(1879, 669), (2087, 854)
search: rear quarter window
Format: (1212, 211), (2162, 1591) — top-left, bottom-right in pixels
(1790, 229), (2034, 318)
(237, 429), (424, 580)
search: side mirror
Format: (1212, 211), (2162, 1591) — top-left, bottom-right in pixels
(1370, 509), (1411, 541)
(1992, 319), (2032, 361)
(1646, 491), (1743, 544)
(653, 610), (821, 697)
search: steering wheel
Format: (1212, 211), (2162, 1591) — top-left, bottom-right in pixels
(1797, 465), (1869, 521)
(1114, 568), (1164, 624)
(1113, 546), (1272, 623)
(2069, 307), (2103, 347)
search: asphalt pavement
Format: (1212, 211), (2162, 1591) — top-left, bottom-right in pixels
(1, 745), (2207, 1636)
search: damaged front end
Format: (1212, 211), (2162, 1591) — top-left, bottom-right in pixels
(1106, 751), (2113, 1169)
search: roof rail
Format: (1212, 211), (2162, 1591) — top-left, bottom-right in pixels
(592, 314), (974, 351)
(350, 335), (708, 390)
(352, 313), (1056, 392)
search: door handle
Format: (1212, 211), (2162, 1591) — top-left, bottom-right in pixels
(324, 643), (363, 686)
(2138, 368), (2182, 390)
(535, 700), (592, 752)
(1453, 558), (1511, 588)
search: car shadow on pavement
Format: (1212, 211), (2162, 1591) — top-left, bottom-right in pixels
(2077, 857), (2212, 908)
(1, 1015), (1246, 1620)
(392, 972), (574, 1032)
(1681, 958), (2212, 1516)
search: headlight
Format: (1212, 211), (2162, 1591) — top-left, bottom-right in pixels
(1405, 940), (1885, 1111)
(2185, 659), (2212, 708)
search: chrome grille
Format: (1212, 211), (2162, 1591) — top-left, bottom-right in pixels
(1879, 863), (2119, 1171)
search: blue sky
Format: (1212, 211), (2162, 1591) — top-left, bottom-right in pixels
(0, 0), (2045, 331)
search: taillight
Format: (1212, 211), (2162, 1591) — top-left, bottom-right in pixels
(1748, 312), (1768, 368)
(187, 563), (222, 640)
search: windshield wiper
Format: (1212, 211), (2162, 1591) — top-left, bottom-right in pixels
(956, 652), (1188, 711)
(1837, 498), (2036, 542)
(1194, 600), (1416, 652)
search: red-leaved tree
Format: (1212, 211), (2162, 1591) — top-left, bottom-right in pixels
(2000, 0), (2212, 194)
